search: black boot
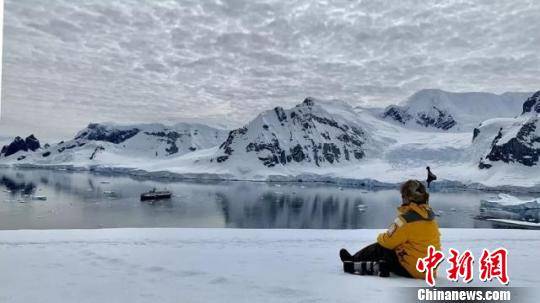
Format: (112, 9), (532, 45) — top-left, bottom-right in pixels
(340, 249), (352, 262)
(378, 260), (390, 277)
(343, 261), (354, 273)
(343, 260), (390, 277)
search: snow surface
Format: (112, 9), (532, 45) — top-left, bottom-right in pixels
(0, 228), (538, 303)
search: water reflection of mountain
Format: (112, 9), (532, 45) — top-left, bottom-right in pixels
(0, 169), (121, 199)
(0, 168), (518, 230)
(216, 186), (369, 229)
(0, 175), (36, 195)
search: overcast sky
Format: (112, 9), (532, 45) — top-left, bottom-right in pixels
(1, 0), (539, 141)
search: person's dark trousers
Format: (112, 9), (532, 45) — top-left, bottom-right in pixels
(350, 243), (412, 278)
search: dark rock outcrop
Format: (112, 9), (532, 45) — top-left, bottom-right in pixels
(0, 135), (41, 157)
(382, 105), (456, 130)
(484, 119), (540, 166)
(25, 135), (41, 151)
(75, 123), (139, 144)
(472, 128), (480, 141)
(522, 91), (540, 114)
(89, 146), (105, 160)
(217, 127), (248, 163)
(381, 106), (411, 124)
(478, 91), (540, 168)
(144, 131), (182, 155)
(416, 107), (457, 130)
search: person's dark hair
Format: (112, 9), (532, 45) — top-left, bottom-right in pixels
(400, 180), (429, 204)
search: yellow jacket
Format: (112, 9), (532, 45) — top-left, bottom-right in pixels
(377, 202), (441, 279)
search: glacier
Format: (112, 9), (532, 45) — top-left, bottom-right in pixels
(1, 90), (539, 192)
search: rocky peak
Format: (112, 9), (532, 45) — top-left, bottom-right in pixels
(381, 105), (411, 125)
(416, 106), (457, 130)
(300, 97), (316, 107)
(75, 123), (140, 144)
(522, 91), (540, 114)
(25, 134), (41, 151)
(477, 91), (540, 168)
(0, 135), (41, 158)
(381, 104), (456, 130)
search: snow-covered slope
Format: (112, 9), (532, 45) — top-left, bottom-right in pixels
(1, 122), (227, 165)
(381, 89), (531, 131)
(127, 93), (540, 189)
(473, 91), (540, 168)
(1, 92), (540, 190)
(212, 98), (380, 168)
(126, 100), (479, 185)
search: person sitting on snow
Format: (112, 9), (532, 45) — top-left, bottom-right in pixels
(339, 179), (441, 278)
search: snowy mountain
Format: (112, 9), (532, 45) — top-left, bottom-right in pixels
(1, 91), (540, 190)
(474, 91), (540, 168)
(212, 97), (378, 168)
(381, 89), (531, 131)
(1, 122), (227, 165)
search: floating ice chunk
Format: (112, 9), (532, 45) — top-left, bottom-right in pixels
(481, 193), (539, 209)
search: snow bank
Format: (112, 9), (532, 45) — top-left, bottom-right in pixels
(487, 219), (540, 229)
(0, 228), (538, 303)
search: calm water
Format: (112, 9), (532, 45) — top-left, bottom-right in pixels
(0, 168), (537, 230)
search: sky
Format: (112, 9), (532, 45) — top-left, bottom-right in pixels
(1, 0), (540, 141)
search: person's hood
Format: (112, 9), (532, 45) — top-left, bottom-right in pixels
(397, 202), (435, 220)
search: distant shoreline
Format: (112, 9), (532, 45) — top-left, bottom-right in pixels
(3, 163), (540, 194)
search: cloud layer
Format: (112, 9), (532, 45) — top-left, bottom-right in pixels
(2, 0), (540, 140)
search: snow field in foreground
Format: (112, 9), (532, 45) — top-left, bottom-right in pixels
(0, 228), (538, 303)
